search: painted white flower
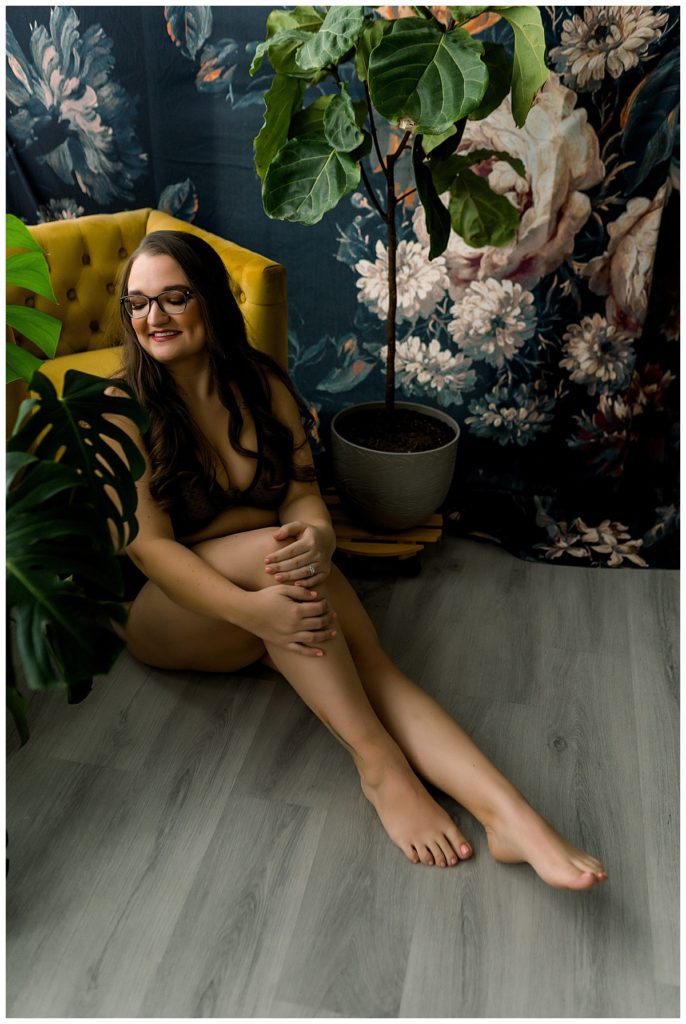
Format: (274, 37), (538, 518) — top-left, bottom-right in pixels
(36, 197), (85, 222)
(448, 279), (536, 367)
(549, 6), (670, 93)
(381, 336), (476, 406)
(560, 314), (636, 394)
(355, 239), (449, 323)
(582, 182), (670, 335)
(575, 517), (648, 568)
(466, 383), (555, 446)
(412, 74), (604, 298)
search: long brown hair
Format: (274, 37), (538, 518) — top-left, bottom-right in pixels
(117, 230), (316, 516)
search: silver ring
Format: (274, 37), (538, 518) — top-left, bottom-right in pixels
(307, 563), (316, 577)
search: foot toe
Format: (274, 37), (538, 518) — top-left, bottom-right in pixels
(430, 842), (448, 868)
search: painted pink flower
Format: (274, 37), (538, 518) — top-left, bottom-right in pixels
(412, 75), (604, 299)
(582, 182), (670, 336)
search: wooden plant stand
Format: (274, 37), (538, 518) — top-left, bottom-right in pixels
(323, 492), (443, 560)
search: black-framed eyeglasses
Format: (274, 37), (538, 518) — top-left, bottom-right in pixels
(120, 288), (194, 319)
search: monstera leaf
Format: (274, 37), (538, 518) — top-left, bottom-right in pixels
(6, 372), (148, 741)
(7, 451), (128, 694)
(368, 18), (488, 134)
(8, 370), (148, 550)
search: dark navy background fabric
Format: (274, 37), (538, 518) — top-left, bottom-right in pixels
(6, 6), (680, 568)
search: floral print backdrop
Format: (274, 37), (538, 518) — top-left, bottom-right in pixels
(6, 6), (680, 568)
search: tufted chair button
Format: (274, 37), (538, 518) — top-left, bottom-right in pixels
(106, 283), (115, 294)
(67, 288), (77, 300)
(118, 247), (127, 258)
(25, 296), (35, 307)
(82, 253), (91, 265)
(238, 291), (246, 304)
(89, 321), (99, 333)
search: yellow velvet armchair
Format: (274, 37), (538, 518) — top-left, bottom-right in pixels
(6, 208), (288, 430)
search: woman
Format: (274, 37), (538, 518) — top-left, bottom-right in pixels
(110, 230), (608, 890)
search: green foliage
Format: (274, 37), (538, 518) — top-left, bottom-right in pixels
(263, 139), (360, 225)
(253, 6), (546, 240)
(323, 84), (364, 152)
(6, 214), (63, 383)
(6, 369), (148, 742)
(493, 6), (549, 127)
(368, 19), (488, 134)
(250, 4), (547, 403)
(295, 6), (365, 71)
(254, 74), (306, 181)
(448, 169), (519, 247)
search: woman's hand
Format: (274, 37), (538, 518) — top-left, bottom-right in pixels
(264, 521), (336, 587)
(239, 586), (337, 657)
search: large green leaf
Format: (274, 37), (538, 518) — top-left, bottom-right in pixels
(6, 251), (57, 303)
(448, 170), (519, 247)
(6, 213), (42, 252)
(289, 94), (334, 139)
(368, 18), (488, 134)
(323, 84), (364, 153)
(412, 137), (451, 260)
(250, 29), (315, 78)
(450, 6), (489, 23)
(296, 6), (365, 72)
(468, 41), (512, 120)
(6, 304), (61, 359)
(493, 6), (548, 127)
(354, 17), (391, 82)
(6, 453), (128, 690)
(267, 5), (324, 35)
(6, 343), (42, 385)
(262, 138), (360, 225)
(8, 371), (148, 550)
(254, 74), (306, 180)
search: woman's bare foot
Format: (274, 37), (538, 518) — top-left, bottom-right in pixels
(484, 797), (608, 890)
(359, 757), (472, 867)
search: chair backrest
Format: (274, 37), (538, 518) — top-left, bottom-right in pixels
(7, 208), (288, 367)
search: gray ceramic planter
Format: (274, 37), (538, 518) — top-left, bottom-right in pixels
(331, 401), (460, 530)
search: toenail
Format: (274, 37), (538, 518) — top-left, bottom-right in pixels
(460, 844), (471, 856)
(450, 857), (457, 865)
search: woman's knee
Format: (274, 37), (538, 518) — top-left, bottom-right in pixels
(192, 527), (290, 590)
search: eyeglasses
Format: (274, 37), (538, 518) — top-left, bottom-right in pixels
(120, 288), (194, 319)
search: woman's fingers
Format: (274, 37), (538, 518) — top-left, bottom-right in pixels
(265, 540), (307, 565)
(266, 553), (316, 576)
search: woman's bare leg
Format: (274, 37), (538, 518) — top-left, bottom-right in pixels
(124, 529), (471, 867)
(324, 565), (608, 890)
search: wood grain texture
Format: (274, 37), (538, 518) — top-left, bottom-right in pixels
(6, 537), (679, 1017)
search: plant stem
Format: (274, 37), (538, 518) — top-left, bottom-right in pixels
(382, 130), (412, 415)
(385, 160), (398, 414)
(364, 81), (386, 174)
(359, 163), (386, 219)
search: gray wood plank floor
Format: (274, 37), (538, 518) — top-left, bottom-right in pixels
(6, 536), (679, 1017)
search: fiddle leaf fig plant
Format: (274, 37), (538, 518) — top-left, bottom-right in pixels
(252, 5), (549, 410)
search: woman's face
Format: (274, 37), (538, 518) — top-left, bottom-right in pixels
(125, 252), (207, 366)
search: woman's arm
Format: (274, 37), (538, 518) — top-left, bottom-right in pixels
(102, 389), (326, 652)
(261, 378), (337, 587)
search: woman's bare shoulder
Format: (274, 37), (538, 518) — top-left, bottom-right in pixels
(105, 372), (130, 400)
